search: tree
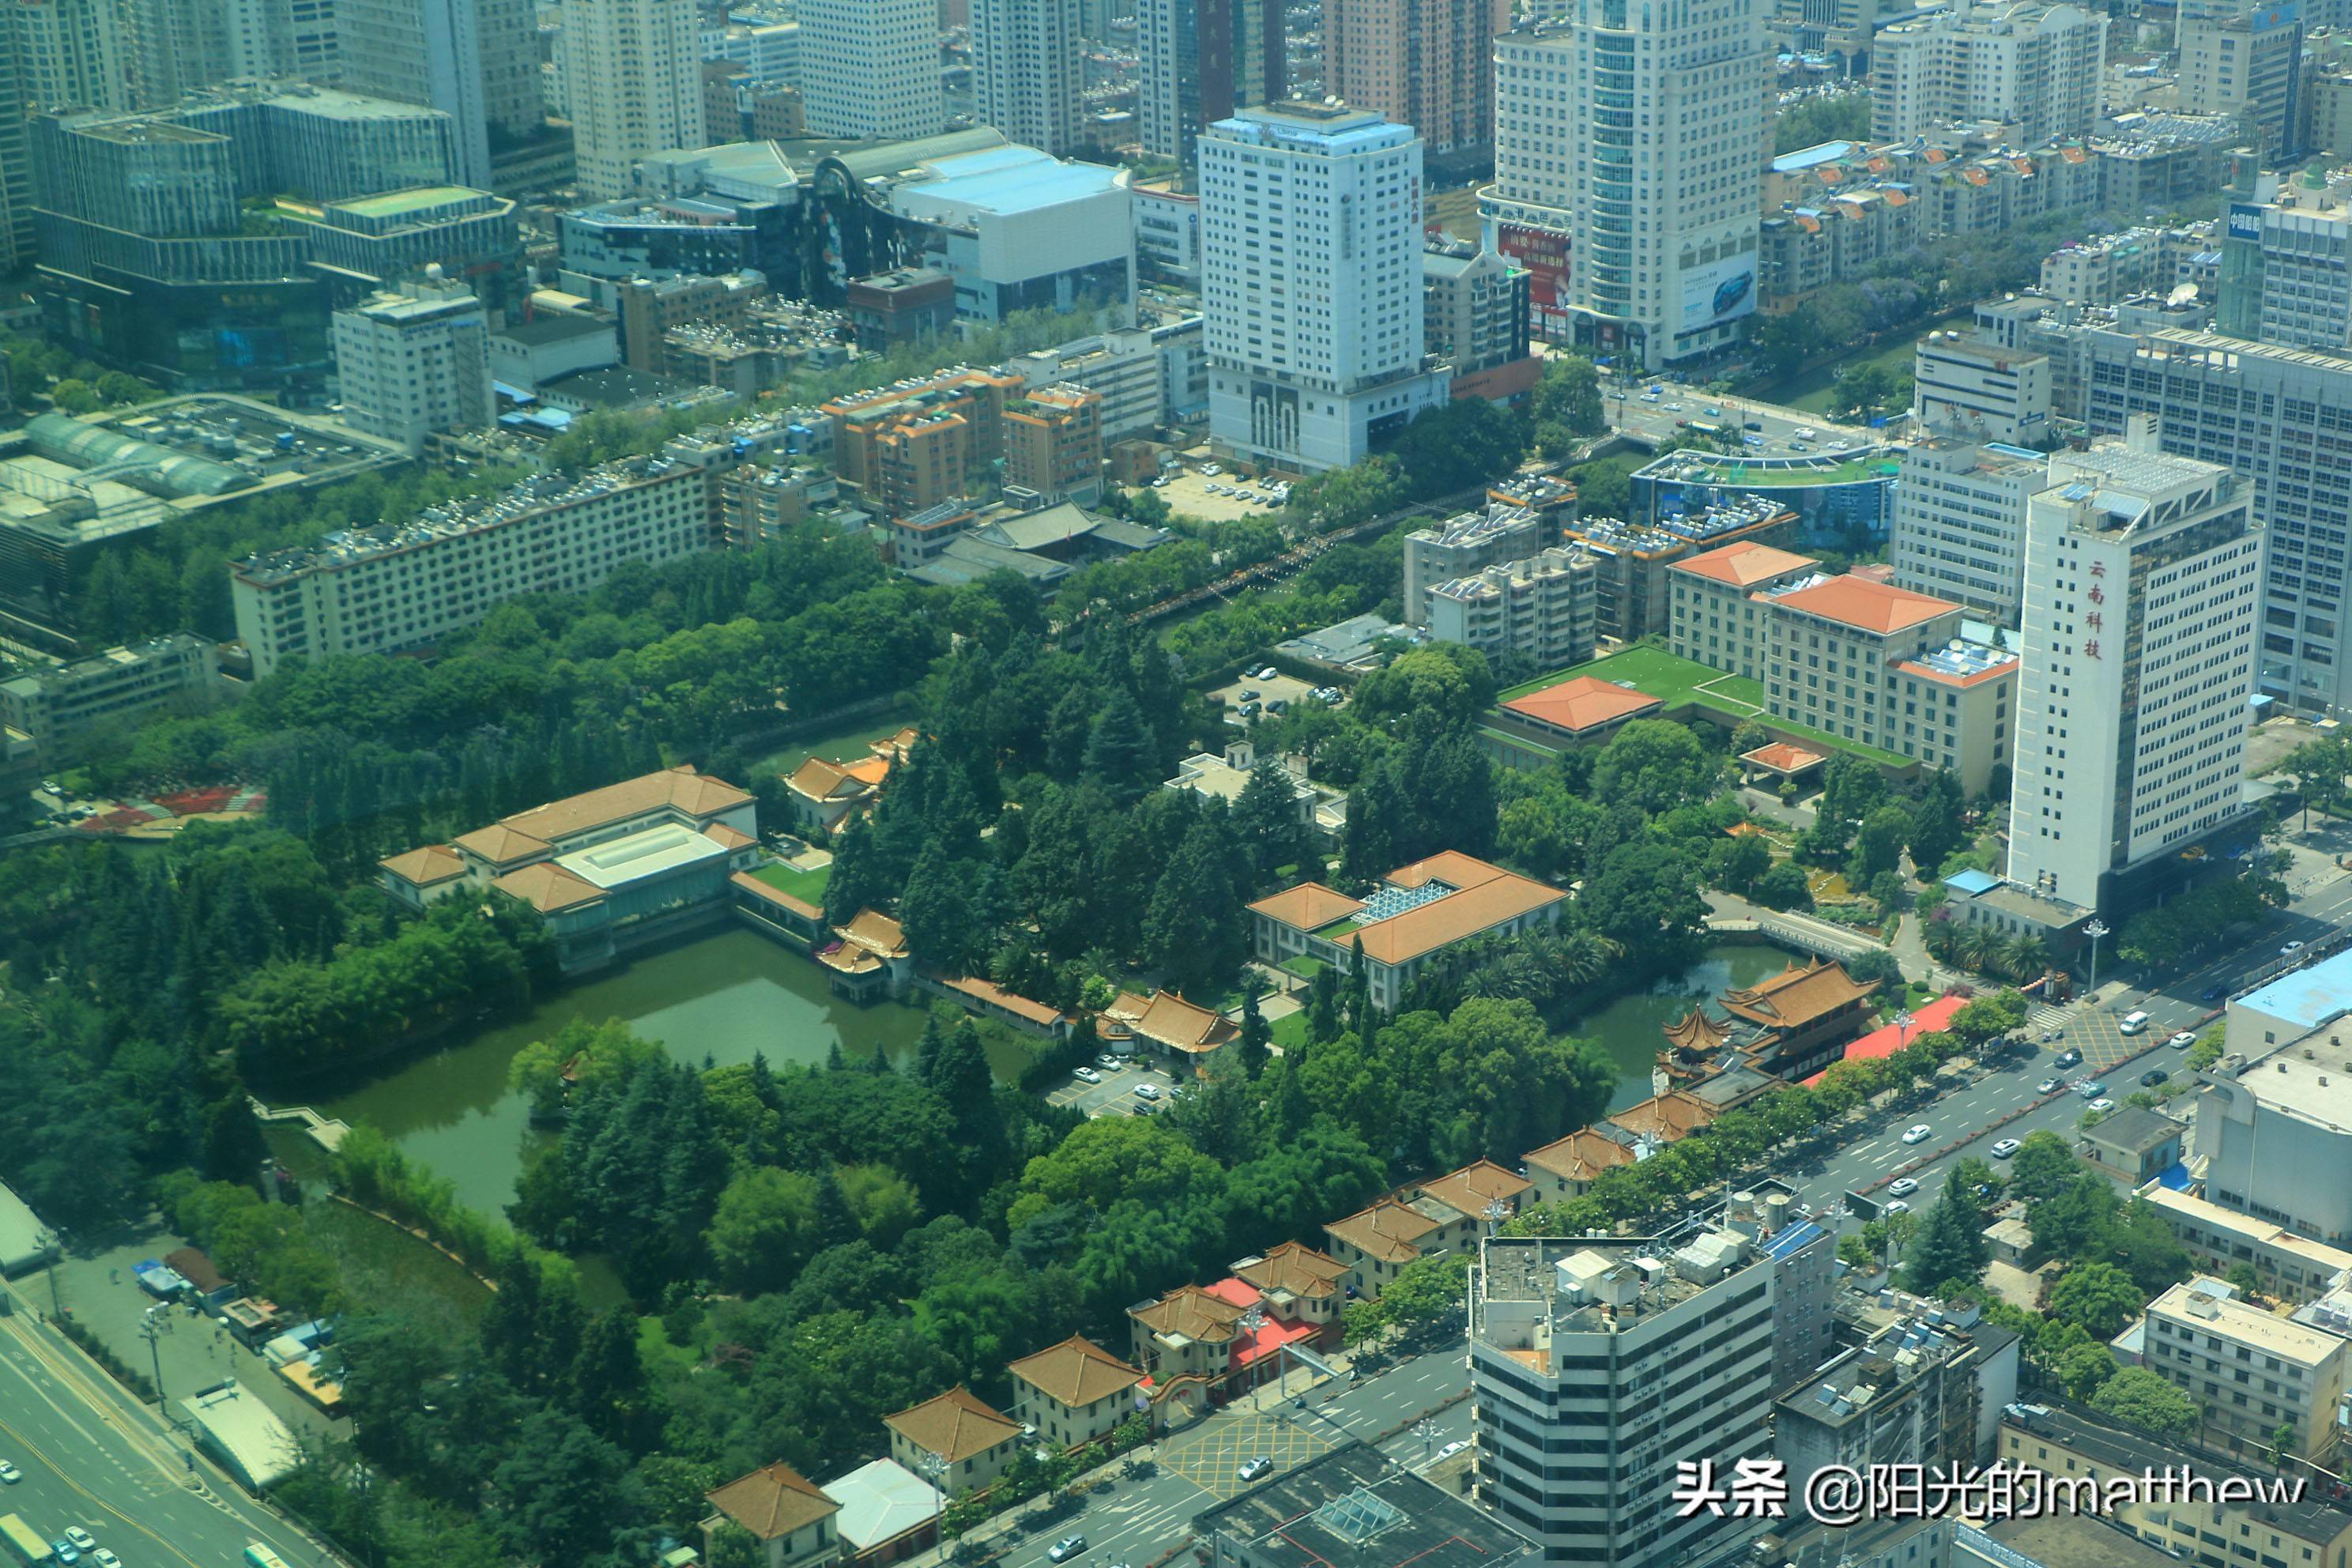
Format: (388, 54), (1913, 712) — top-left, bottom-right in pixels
(1381, 1253), (1472, 1341)
(1238, 982), (1271, 1079)
(706, 1167), (827, 1295)
(1342, 1298), (1390, 1352)
(1852, 804), (1913, 883)
(1582, 841), (1708, 955)
(1907, 770), (1967, 869)
(1592, 720), (1714, 815)
(2046, 1261), (2145, 1340)
(2224, 1261), (2262, 1296)
(1752, 861), (1813, 910)
(1900, 1171), (1988, 1295)
(899, 842), (992, 974)
(2006, 1130), (2077, 1202)
(1708, 832), (1773, 895)
(1233, 758), (1312, 890)
(486, 1409), (646, 1568)
(2086, 1366), (2201, 1438)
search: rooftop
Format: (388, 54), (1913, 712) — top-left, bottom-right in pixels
(1006, 1336), (1144, 1408)
(1999, 1401), (2352, 1541)
(707, 1461), (839, 1541)
(2147, 1280), (2349, 1364)
(2133, 1185), (2352, 1275)
(2215, 1031), (2352, 1135)
(891, 145), (1129, 221)
(2236, 948), (2352, 1033)
(553, 820), (729, 891)
(1770, 575), (1958, 635)
(1500, 674), (1664, 734)
(1476, 1229), (1763, 1344)
(821, 1460), (942, 1551)
(1897, 638), (2019, 687)
(2080, 1103), (2184, 1155)
(334, 185), (483, 219)
(1671, 538), (1819, 587)
(1191, 1442), (1534, 1568)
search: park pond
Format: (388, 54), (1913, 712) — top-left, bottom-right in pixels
(270, 931), (1797, 1231)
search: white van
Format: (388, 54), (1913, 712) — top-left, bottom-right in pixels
(2120, 1011), (2150, 1035)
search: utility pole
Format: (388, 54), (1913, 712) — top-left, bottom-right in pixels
(139, 1306), (168, 1408)
(40, 1229), (64, 1321)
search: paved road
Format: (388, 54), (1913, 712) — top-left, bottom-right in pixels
(0, 1301), (325, 1568)
(978, 1351), (1472, 1568)
(1606, 377), (1877, 458)
(1042, 1057), (1183, 1121)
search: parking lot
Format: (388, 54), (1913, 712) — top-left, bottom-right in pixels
(1042, 1054), (1182, 1118)
(1148, 466), (1290, 522)
(1208, 670), (1320, 726)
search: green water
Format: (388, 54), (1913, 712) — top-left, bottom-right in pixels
(311, 928), (982, 1217)
(1570, 942), (1793, 1111)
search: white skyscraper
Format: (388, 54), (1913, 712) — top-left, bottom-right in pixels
(1490, 0), (1767, 370)
(13, 0), (130, 111)
(972, 0), (1083, 155)
(2006, 424), (2264, 914)
(801, 0), (942, 141)
(1869, 2), (2107, 144)
(1890, 438), (2047, 627)
(1200, 104), (1449, 472)
(331, 273), (494, 454)
(568, 0), (705, 198)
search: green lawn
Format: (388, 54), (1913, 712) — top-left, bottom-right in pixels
(1315, 918), (1363, 940)
(752, 861), (831, 903)
(1269, 1012), (1310, 1052)
(1498, 646), (1912, 769)
(1280, 955), (1329, 981)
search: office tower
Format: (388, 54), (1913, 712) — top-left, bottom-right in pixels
(1468, 1189), (1830, 1568)
(1491, 0), (1767, 371)
(1199, 104), (1449, 472)
(13, 0), (130, 111)
(0, 10), (28, 268)
(1869, 2), (2105, 143)
(1323, 0), (1510, 159)
(801, 0), (941, 141)
(2006, 428), (2263, 913)
(2179, 6), (2303, 158)
(1913, 328), (2052, 447)
(971, 0), (1083, 154)
(330, 273), (494, 453)
(337, 0), (540, 189)
(119, 0), (326, 105)
(2083, 329), (2352, 717)
(2213, 175), (2352, 351)
(568, 0), (705, 198)
(1134, 0), (1283, 164)
(1891, 439), (2047, 626)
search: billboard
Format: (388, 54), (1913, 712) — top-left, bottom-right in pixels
(1679, 255), (1757, 334)
(2228, 203), (2264, 242)
(1491, 221), (1571, 342)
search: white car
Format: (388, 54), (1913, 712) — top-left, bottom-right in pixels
(1887, 1177), (1919, 1197)
(2169, 1031), (2197, 1050)
(1238, 1457), (1274, 1482)
(1884, 1199), (1911, 1215)
(1902, 1124), (1933, 1145)
(1150, 477), (1169, 488)
(1256, 666), (1279, 680)
(2282, 940), (2307, 956)
(1049, 1538), (1087, 1563)
(1432, 1440), (1471, 1464)
(1095, 1053), (1119, 1069)
(1072, 1066), (1101, 1084)
(91, 1552), (120, 1568)
(1795, 426), (1819, 440)
(0, 1461), (18, 1483)
(1132, 1083), (1163, 1101)
(2087, 1098), (2116, 1113)
(1991, 1138), (2022, 1159)
(2036, 1078), (2062, 1095)
(64, 1531), (96, 1554)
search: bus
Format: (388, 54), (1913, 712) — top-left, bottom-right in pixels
(0, 1514), (54, 1567)
(242, 1546), (291, 1568)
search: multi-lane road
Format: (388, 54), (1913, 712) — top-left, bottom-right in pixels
(0, 1299), (322, 1568)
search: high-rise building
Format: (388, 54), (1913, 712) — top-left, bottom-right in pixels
(2083, 328), (2352, 717)
(1200, 104), (1449, 472)
(1868, 2), (2106, 144)
(0, 5), (31, 268)
(119, 0), (327, 106)
(335, 0), (540, 190)
(2214, 175), (2352, 351)
(568, 0), (706, 199)
(1913, 327), (2052, 447)
(1490, 0), (1767, 371)
(2006, 428), (2263, 913)
(1890, 439), (2047, 626)
(2179, 6), (2303, 159)
(972, 0), (1083, 155)
(1468, 1188), (1833, 1568)
(1002, 383), (1104, 501)
(1133, 0), (1283, 164)
(1322, 0), (1510, 160)
(800, 0), (941, 141)
(13, 0), (130, 111)
(1423, 240), (1536, 401)
(330, 273), (494, 453)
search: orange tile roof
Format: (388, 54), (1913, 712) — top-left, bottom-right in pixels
(1502, 676), (1664, 734)
(1771, 575), (1955, 635)
(838, 908), (909, 958)
(1663, 1008), (1729, 1056)
(497, 766), (752, 844)
(492, 862), (606, 914)
(1721, 959), (1875, 1029)
(454, 822), (553, 865)
(732, 869), (821, 920)
(1131, 1283), (1247, 1345)
(1608, 1091), (1717, 1144)
(1246, 882), (1366, 929)
(885, 1386), (1022, 1465)
(1418, 1159), (1535, 1220)
(843, 755), (892, 786)
(1355, 872), (1562, 966)
(786, 757), (862, 801)
(1007, 1336), (1144, 1408)
(1672, 539), (1819, 588)
(703, 822), (757, 850)
(1741, 741), (1828, 774)
(929, 970), (1064, 1027)
(379, 845), (466, 886)
(1895, 654), (2016, 689)
(1234, 1242), (1350, 1302)
(1387, 850), (1506, 891)
(1523, 1129), (1634, 1184)
(1106, 989), (1236, 1053)
(1325, 1200), (1441, 1264)
(706, 1462), (839, 1540)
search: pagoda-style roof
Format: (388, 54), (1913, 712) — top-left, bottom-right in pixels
(1662, 1007), (1728, 1057)
(1720, 959), (1875, 1031)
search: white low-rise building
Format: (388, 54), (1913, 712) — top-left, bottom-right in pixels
(330, 273), (493, 454)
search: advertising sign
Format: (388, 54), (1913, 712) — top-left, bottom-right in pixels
(1491, 221), (1571, 341)
(1679, 256), (1757, 334)
(2228, 204), (2263, 242)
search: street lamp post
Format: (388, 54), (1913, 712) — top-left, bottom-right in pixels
(139, 1306), (168, 1408)
(39, 1228), (64, 1321)
(2083, 919), (2110, 997)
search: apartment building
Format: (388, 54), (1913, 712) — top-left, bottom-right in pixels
(799, 0), (942, 141)
(567, 0), (707, 199)
(822, 368), (1027, 515)
(1468, 1198), (1825, 1568)
(1004, 313), (1208, 439)
(1891, 439), (2048, 627)
(0, 635), (218, 765)
(1775, 1311), (2021, 1495)
(1002, 383), (1104, 502)
(2179, 6), (2302, 158)
(232, 458), (713, 678)
(1200, 104), (1449, 473)
(1322, 0), (1511, 159)
(1665, 538), (1822, 680)
(2005, 432), (2263, 912)
(330, 276), (494, 454)
(1488, 0), (1768, 370)
(1868, 2), (2108, 144)
(1423, 241), (1536, 402)
(1403, 504), (1553, 622)
(2144, 1277), (2350, 1457)
(971, 0), (1084, 155)
(2136, 1185), (2352, 1305)
(1567, 496), (1799, 643)
(1425, 548), (1597, 669)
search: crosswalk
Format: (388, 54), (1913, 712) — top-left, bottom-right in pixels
(2026, 1003), (2071, 1033)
